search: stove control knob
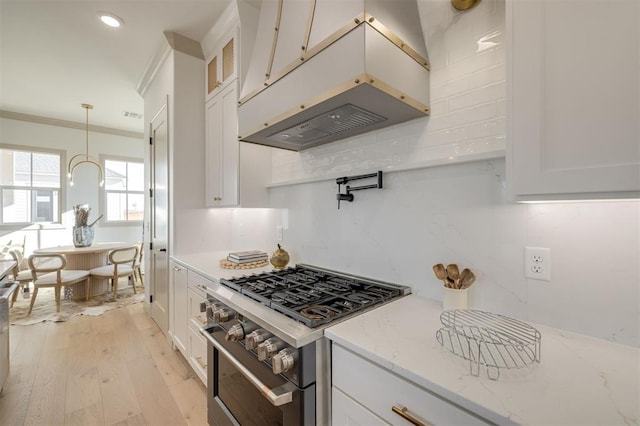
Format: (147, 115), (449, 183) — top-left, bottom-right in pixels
(245, 329), (271, 350)
(212, 307), (235, 323)
(257, 338), (283, 361)
(225, 322), (258, 342)
(206, 302), (223, 322)
(225, 323), (246, 342)
(272, 348), (296, 374)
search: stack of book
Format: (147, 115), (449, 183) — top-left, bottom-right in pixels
(226, 250), (268, 264)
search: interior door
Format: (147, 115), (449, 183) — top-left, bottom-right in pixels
(149, 102), (169, 334)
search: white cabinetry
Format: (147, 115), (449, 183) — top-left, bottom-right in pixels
(204, 23), (271, 208)
(206, 29), (237, 102)
(187, 271), (209, 385)
(333, 387), (386, 426)
(170, 261), (188, 354)
(170, 260), (210, 386)
(507, 0), (640, 201)
(206, 81), (241, 207)
(332, 344), (490, 426)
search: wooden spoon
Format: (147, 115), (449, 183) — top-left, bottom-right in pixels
(446, 264), (460, 287)
(457, 268), (470, 288)
(432, 264), (450, 287)
(459, 270), (476, 289)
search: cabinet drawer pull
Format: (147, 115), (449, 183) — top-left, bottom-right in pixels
(195, 356), (207, 369)
(391, 406), (430, 426)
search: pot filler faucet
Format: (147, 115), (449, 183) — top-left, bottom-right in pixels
(336, 171), (383, 209)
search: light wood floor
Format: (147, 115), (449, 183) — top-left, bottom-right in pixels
(0, 300), (208, 426)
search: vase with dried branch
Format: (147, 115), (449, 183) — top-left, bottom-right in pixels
(72, 204), (102, 247)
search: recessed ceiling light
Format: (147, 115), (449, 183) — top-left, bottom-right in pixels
(98, 12), (124, 28)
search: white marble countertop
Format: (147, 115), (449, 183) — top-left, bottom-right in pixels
(171, 250), (276, 282)
(325, 294), (639, 426)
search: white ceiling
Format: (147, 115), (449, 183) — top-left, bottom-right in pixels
(0, 0), (233, 134)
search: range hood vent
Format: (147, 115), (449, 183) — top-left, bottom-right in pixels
(267, 104), (386, 149)
(238, 0), (430, 151)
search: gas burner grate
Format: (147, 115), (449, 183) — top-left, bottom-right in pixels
(220, 264), (408, 327)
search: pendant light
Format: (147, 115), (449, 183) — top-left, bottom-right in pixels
(67, 104), (104, 187)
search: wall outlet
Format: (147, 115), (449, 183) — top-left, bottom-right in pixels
(525, 247), (551, 281)
(276, 226), (284, 242)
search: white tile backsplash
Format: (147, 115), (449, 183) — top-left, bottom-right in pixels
(431, 65), (505, 101)
(448, 82), (505, 112)
(426, 101), (497, 132)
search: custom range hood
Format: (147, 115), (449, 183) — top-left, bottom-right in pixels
(238, 0), (430, 151)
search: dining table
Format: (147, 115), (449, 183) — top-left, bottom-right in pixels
(33, 242), (132, 299)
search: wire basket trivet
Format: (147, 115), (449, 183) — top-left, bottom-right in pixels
(436, 310), (541, 380)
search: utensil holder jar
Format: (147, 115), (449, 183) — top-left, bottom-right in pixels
(443, 287), (468, 310)
(73, 225), (94, 247)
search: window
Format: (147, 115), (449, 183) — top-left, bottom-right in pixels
(104, 158), (144, 222)
(0, 148), (62, 224)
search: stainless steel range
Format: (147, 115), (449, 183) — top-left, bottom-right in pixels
(200, 263), (411, 426)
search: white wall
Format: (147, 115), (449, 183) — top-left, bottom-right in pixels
(264, 0), (639, 347)
(0, 117), (144, 254)
(175, 207), (281, 255)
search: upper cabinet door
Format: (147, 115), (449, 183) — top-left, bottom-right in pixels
(507, 0), (640, 201)
(205, 82), (240, 208)
(206, 28), (238, 100)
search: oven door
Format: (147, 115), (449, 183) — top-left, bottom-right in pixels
(202, 328), (315, 426)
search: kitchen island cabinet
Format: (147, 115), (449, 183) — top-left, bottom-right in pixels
(507, 0), (640, 201)
(326, 295), (639, 425)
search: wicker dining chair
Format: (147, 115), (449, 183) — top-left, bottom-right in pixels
(27, 254), (90, 314)
(89, 245), (138, 301)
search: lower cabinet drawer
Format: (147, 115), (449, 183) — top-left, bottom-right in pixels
(187, 271), (211, 297)
(189, 328), (207, 385)
(332, 344), (489, 426)
(333, 386), (387, 425)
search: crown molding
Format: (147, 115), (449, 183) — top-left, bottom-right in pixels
(0, 110), (143, 139)
(201, 1), (240, 58)
(136, 31), (203, 97)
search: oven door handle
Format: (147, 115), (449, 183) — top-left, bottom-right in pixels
(200, 328), (296, 407)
